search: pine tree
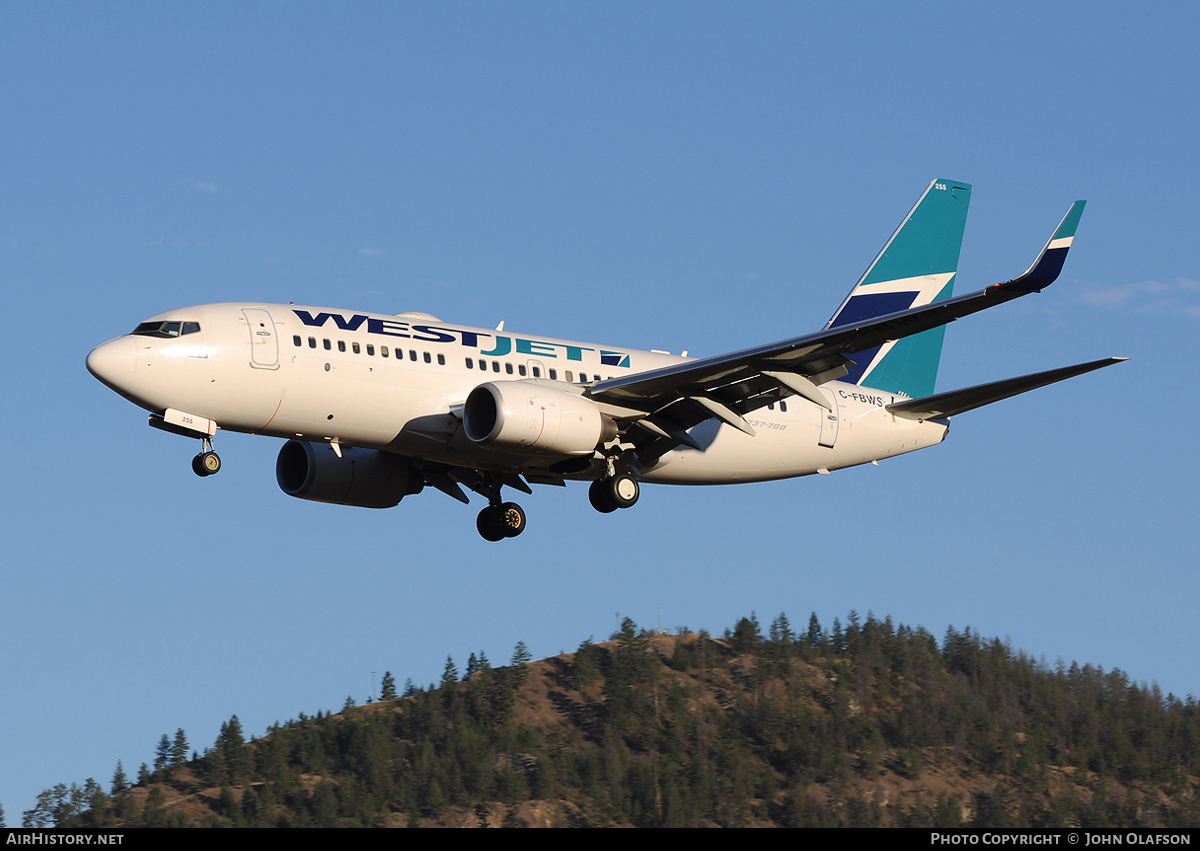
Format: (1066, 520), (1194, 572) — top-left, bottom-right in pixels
(575, 636), (600, 686)
(154, 733), (171, 771)
(613, 618), (637, 642)
(171, 729), (189, 767)
(508, 641), (532, 689)
(111, 761), (127, 795)
(769, 612), (794, 645)
(23, 788), (54, 827)
(215, 715), (246, 784)
(86, 781), (107, 827)
(218, 715), (244, 750)
(807, 612), (824, 648)
(441, 655), (459, 687)
(380, 671), (397, 701)
(731, 612), (762, 653)
(769, 612), (796, 666)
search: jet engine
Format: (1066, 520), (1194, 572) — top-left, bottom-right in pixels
(276, 440), (422, 508)
(463, 381), (616, 455)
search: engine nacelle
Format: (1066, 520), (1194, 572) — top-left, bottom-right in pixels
(463, 381), (616, 455)
(275, 440), (422, 508)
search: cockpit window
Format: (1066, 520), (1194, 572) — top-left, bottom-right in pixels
(132, 321), (200, 338)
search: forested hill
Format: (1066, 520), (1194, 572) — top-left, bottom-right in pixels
(31, 613), (1200, 828)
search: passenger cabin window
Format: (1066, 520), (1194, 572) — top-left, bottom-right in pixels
(505, 363), (513, 374)
(549, 368), (557, 380)
(424, 352), (432, 363)
(352, 342), (360, 354)
(338, 341), (346, 352)
(308, 337), (317, 348)
(437, 354), (445, 365)
(465, 357), (474, 369)
(323, 339), (331, 350)
(381, 346), (389, 357)
(293, 335), (301, 346)
(519, 365), (527, 376)
(366, 344), (375, 356)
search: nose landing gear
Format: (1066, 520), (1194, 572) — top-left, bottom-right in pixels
(192, 436), (221, 477)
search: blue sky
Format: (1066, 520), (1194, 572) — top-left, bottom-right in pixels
(3, 1), (1197, 819)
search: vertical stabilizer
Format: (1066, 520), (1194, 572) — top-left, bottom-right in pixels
(826, 179), (971, 397)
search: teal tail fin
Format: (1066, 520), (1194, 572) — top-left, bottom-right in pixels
(825, 178), (972, 397)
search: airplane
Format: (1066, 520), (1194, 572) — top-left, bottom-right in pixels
(87, 178), (1124, 541)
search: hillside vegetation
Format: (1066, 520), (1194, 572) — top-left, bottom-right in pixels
(28, 613), (1200, 828)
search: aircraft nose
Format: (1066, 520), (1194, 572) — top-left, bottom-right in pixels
(87, 337), (137, 392)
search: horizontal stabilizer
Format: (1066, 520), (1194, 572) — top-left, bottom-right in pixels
(887, 357), (1126, 420)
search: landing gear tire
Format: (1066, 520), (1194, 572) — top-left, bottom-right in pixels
(498, 502), (526, 537)
(477, 507), (505, 541)
(192, 451), (221, 477)
(477, 502), (527, 541)
(590, 475), (639, 513)
(589, 479), (618, 513)
(609, 474), (639, 509)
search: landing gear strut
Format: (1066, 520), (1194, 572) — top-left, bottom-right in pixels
(476, 473), (527, 541)
(192, 436), (221, 477)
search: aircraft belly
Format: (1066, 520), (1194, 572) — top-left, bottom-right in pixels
(639, 399), (948, 485)
(640, 410), (826, 484)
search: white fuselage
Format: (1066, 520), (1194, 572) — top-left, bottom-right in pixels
(87, 302), (950, 484)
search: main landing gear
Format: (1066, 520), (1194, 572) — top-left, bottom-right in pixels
(477, 502), (527, 542)
(476, 472), (527, 542)
(588, 472), (640, 513)
(191, 436), (221, 478)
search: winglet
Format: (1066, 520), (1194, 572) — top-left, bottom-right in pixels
(997, 200), (1086, 295)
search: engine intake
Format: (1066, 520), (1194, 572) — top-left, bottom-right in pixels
(463, 382), (615, 455)
(276, 440), (421, 508)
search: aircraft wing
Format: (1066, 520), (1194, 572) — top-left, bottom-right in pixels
(886, 357), (1126, 420)
(587, 201), (1086, 448)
